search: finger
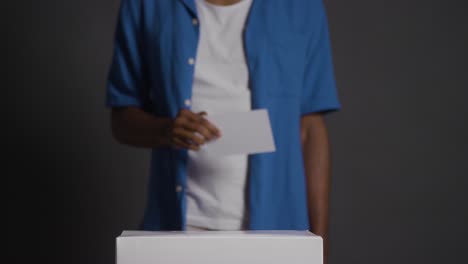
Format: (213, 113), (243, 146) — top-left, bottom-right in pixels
(178, 108), (192, 117)
(173, 115), (188, 128)
(185, 110), (204, 123)
(173, 134), (200, 151)
(182, 122), (215, 141)
(186, 112), (221, 137)
(174, 115), (214, 140)
(184, 110), (221, 138)
(199, 117), (221, 137)
(172, 137), (190, 149)
(173, 137), (199, 151)
(173, 127), (205, 146)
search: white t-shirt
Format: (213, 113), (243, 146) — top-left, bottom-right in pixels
(186, 0), (253, 230)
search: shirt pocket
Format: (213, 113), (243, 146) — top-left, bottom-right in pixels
(265, 31), (307, 98)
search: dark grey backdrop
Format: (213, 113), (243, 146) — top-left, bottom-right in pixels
(6, 0), (468, 263)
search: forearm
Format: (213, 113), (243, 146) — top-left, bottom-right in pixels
(111, 107), (172, 148)
(301, 115), (332, 238)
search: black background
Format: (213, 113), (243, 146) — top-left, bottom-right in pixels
(5, 0), (468, 263)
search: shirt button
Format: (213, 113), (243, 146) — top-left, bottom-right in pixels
(192, 18), (198, 25)
(184, 99), (191, 107)
(175, 185), (183, 193)
(188, 58), (195, 65)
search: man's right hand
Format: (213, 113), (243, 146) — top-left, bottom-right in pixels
(168, 109), (221, 151)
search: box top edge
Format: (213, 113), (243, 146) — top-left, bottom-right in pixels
(119, 230), (321, 239)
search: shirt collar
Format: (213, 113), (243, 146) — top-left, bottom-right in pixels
(180, 0), (259, 17)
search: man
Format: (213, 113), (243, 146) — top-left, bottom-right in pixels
(107, 0), (340, 262)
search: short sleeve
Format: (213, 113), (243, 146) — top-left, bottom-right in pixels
(106, 0), (148, 108)
(301, 3), (341, 115)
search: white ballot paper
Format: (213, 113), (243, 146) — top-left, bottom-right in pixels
(202, 109), (276, 156)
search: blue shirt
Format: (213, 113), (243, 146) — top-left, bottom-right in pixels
(107, 0), (341, 231)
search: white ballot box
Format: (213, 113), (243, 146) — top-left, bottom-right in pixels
(117, 230), (322, 264)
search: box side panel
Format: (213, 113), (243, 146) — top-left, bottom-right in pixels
(116, 237), (322, 264)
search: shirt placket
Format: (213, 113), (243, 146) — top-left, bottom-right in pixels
(176, 0), (201, 230)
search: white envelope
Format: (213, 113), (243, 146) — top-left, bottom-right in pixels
(201, 109), (276, 156)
